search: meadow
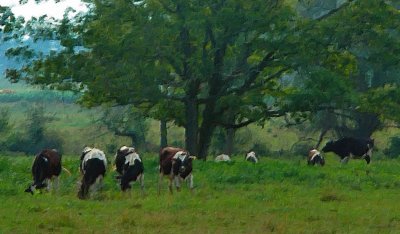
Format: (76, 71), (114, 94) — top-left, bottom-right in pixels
(0, 154), (400, 233)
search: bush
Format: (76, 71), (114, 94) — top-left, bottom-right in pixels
(3, 105), (64, 155)
(384, 136), (400, 158)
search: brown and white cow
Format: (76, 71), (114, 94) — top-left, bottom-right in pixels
(158, 147), (196, 194)
(245, 151), (258, 163)
(114, 146), (144, 193)
(25, 149), (62, 194)
(307, 149), (325, 166)
(78, 147), (107, 199)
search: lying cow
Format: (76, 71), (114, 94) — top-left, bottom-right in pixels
(245, 151), (258, 163)
(78, 147), (107, 199)
(158, 147), (196, 194)
(25, 149), (62, 194)
(322, 137), (374, 164)
(307, 149), (325, 166)
(114, 146), (144, 193)
(215, 154), (231, 162)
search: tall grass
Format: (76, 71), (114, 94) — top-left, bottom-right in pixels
(1, 154), (400, 233)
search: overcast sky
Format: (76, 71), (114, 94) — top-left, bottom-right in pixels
(1, 0), (88, 19)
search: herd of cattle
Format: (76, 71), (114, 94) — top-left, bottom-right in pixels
(24, 137), (374, 199)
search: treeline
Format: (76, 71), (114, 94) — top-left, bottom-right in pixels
(1, 1), (400, 159)
(0, 106), (63, 155)
(0, 89), (77, 104)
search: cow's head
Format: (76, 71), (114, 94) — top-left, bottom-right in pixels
(25, 181), (47, 195)
(246, 151), (258, 163)
(307, 149), (325, 166)
(365, 155), (371, 164)
(114, 146), (135, 175)
(367, 138), (375, 149)
(172, 151), (196, 178)
(321, 140), (334, 153)
(25, 184), (34, 195)
(81, 146), (92, 160)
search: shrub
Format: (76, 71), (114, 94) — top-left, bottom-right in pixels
(384, 136), (400, 158)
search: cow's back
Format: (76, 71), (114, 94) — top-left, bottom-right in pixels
(35, 149), (62, 177)
(159, 147), (184, 174)
(340, 137), (370, 157)
(327, 137), (372, 158)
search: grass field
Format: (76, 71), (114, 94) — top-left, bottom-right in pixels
(1, 154), (400, 234)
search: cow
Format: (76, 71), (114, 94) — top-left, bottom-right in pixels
(322, 137), (374, 164)
(245, 151), (258, 163)
(25, 149), (62, 195)
(307, 149), (325, 166)
(114, 146), (144, 193)
(158, 147), (196, 194)
(215, 154), (231, 162)
(78, 147), (107, 199)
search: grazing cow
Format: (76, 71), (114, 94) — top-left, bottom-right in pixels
(158, 147), (196, 194)
(114, 146), (144, 193)
(307, 149), (325, 166)
(245, 151), (258, 163)
(215, 154), (231, 162)
(322, 137), (374, 164)
(25, 149), (62, 194)
(78, 147), (107, 199)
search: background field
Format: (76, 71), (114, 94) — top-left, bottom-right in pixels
(1, 154), (399, 233)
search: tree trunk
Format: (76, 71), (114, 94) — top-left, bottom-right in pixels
(160, 119), (168, 148)
(224, 128), (235, 155)
(334, 112), (380, 139)
(185, 98), (198, 155)
(315, 129), (328, 149)
(198, 121), (216, 160)
(198, 100), (218, 160)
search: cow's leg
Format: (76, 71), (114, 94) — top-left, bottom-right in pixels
(97, 175), (104, 191)
(187, 174), (194, 192)
(52, 176), (60, 193)
(45, 178), (51, 192)
(168, 177), (174, 194)
(174, 176), (181, 192)
(139, 174), (145, 196)
(158, 173), (163, 195)
(341, 156), (350, 164)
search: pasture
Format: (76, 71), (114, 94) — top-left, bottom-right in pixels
(1, 154), (400, 233)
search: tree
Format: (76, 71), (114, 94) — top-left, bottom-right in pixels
(4, 1), (304, 159)
(287, 0), (400, 139)
(4, 0), (398, 158)
(100, 105), (150, 150)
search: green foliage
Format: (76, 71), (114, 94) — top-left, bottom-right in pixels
(384, 136), (400, 159)
(5, 105), (64, 154)
(100, 105), (150, 148)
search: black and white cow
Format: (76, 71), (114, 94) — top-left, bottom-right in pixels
(158, 147), (196, 194)
(114, 146), (144, 193)
(25, 149), (62, 194)
(322, 137), (374, 164)
(78, 147), (107, 199)
(307, 149), (325, 166)
(245, 151), (258, 163)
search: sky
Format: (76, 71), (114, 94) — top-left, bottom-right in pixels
(1, 0), (88, 19)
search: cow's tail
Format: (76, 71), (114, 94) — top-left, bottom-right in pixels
(62, 167), (72, 176)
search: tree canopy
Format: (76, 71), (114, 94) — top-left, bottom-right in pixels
(2, 0), (400, 158)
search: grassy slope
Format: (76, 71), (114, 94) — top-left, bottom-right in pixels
(1, 155), (399, 233)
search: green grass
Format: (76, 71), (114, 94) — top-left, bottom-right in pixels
(1, 154), (400, 233)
